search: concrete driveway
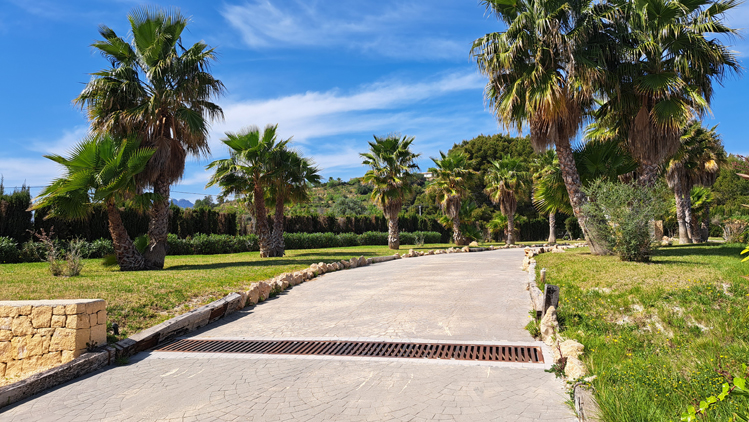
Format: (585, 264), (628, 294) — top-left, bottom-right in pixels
(3, 249), (577, 421)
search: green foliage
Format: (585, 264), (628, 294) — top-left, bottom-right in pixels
(583, 180), (670, 262)
(565, 216), (583, 240)
(0, 237), (21, 263)
(680, 365), (749, 421)
(331, 197), (368, 216)
(0, 187), (33, 243)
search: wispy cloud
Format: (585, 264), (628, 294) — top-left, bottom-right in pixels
(221, 0), (467, 59)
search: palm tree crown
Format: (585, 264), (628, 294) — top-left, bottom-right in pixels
(485, 155), (530, 244)
(427, 151), (476, 245)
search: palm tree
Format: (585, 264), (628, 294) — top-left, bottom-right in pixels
(427, 151), (476, 246)
(31, 134), (156, 271)
(666, 121), (726, 243)
(532, 150), (572, 244)
(485, 156), (530, 245)
(471, 0), (611, 253)
(593, 0), (739, 186)
(268, 148), (321, 256)
(74, 7), (225, 269)
(206, 125), (289, 258)
(360, 134), (421, 249)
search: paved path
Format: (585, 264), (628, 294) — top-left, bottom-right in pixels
(3, 249), (577, 421)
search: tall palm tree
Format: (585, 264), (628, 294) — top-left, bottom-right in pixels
(666, 121), (726, 243)
(31, 134), (156, 271)
(471, 0), (611, 253)
(485, 156), (530, 245)
(75, 7), (225, 269)
(360, 134), (421, 249)
(268, 148), (321, 256)
(593, 0), (739, 186)
(427, 151), (476, 246)
(206, 125), (289, 258)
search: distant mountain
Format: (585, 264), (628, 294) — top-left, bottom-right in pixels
(170, 198), (194, 208)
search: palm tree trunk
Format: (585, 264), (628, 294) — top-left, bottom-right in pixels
(556, 137), (608, 254)
(673, 182), (692, 244)
(700, 203), (711, 243)
(107, 200), (145, 271)
(683, 189), (699, 243)
(637, 160), (661, 187)
(144, 175), (170, 269)
(269, 193), (286, 257)
(387, 215), (400, 249)
(506, 213), (515, 246)
(449, 197), (467, 246)
(548, 212), (556, 245)
(254, 179), (271, 258)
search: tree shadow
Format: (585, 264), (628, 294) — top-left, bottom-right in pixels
(168, 259), (311, 271)
(654, 244), (745, 259)
(288, 251), (381, 258)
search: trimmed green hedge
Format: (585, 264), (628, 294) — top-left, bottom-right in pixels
(0, 231), (443, 264)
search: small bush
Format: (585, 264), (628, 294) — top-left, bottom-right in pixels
(80, 238), (114, 258)
(399, 232), (416, 245)
(66, 239), (85, 276)
(583, 180), (670, 262)
(338, 233), (360, 247)
(0, 237), (21, 263)
(359, 231), (388, 245)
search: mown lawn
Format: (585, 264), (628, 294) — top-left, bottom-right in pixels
(0, 243), (457, 339)
(535, 243), (749, 421)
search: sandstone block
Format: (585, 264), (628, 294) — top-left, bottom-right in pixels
(50, 328), (77, 352)
(317, 262), (326, 273)
(51, 315), (66, 328)
(40, 351), (61, 368)
(559, 339), (584, 360)
(257, 282), (271, 301)
(565, 357), (587, 380)
(10, 336), (28, 360)
(5, 360), (22, 378)
(0, 330), (11, 341)
(52, 305), (66, 315)
(18, 305), (32, 316)
(349, 258), (358, 268)
(539, 306), (559, 346)
(469, 241), (479, 247)
(97, 310), (107, 325)
(31, 306), (53, 328)
(247, 284), (260, 305)
(75, 328), (91, 350)
(21, 355), (41, 374)
(61, 350), (76, 364)
(309, 263), (320, 275)
(462, 246), (470, 252)
(0, 341), (11, 362)
(66, 314), (90, 329)
(65, 303), (85, 315)
(0, 306), (19, 318)
(90, 324), (106, 347)
(27, 334), (48, 357)
(89, 300), (106, 314)
(12, 316), (34, 336)
(393, 253), (401, 259)
(0, 317), (11, 331)
(0, 362), (5, 377)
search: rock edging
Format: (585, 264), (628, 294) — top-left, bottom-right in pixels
(522, 244), (601, 421)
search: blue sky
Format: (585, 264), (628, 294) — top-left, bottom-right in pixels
(1, 0), (747, 202)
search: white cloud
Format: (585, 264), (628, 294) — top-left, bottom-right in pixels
(221, 0), (466, 59)
(210, 71), (485, 148)
(28, 126), (90, 156)
(0, 157), (64, 189)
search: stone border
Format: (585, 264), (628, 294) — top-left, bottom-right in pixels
(521, 243), (601, 422)
(0, 244), (516, 409)
(0, 348), (112, 408)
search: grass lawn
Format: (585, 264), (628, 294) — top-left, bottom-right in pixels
(535, 243), (749, 421)
(0, 243), (455, 339)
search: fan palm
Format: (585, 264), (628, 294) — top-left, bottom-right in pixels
(268, 148), (321, 256)
(74, 6), (225, 269)
(427, 151), (476, 246)
(471, 0), (611, 253)
(360, 134), (421, 249)
(485, 156), (530, 245)
(206, 125), (289, 258)
(592, 0), (739, 186)
(532, 150), (571, 244)
(666, 121), (726, 243)
(31, 134), (156, 271)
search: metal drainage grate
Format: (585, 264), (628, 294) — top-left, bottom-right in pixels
(155, 339), (544, 363)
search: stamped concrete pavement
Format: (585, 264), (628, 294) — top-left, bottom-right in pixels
(3, 249), (577, 421)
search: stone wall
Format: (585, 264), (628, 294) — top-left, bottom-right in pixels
(0, 299), (107, 381)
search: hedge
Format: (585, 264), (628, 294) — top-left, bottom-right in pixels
(0, 231), (443, 264)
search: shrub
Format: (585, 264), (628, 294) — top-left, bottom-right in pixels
(0, 237), (20, 263)
(80, 238), (114, 258)
(359, 231), (388, 245)
(583, 180), (670, 262)
(399, 232), (416, 245)
(337, 233), (360, 247)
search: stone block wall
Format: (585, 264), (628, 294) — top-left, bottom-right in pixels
(0, 299), (107, 380)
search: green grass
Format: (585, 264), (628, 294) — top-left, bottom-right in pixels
(0, 243), (452, 339)
(535, 243), (749, 421)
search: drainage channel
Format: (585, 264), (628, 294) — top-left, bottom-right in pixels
(155, 339), (544, 363)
